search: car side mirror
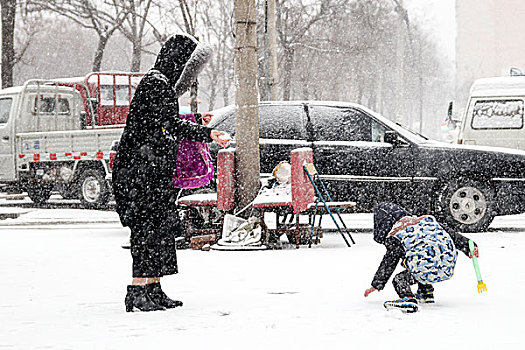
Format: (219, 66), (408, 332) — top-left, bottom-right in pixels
(384, 130), (399, 146)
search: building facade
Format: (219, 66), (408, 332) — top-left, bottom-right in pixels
(456, 0), (525, 110)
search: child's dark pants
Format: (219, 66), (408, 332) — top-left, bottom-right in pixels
(393, 270), (434, 298)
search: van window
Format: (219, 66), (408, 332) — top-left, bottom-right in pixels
(33, 96), (70, 115)
(0, 98), (13, 125)
(471, 100), (524, 129)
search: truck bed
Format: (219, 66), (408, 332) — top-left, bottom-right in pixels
(16, 128), (123, 160)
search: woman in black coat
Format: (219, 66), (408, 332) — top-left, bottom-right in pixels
(112, 34), (229, 312)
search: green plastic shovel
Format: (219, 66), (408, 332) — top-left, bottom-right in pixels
(469, 239), (487, 293)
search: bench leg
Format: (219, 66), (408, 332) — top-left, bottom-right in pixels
(295, 214), (300, 248)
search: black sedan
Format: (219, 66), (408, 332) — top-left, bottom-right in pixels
(208, 101), (525, 233)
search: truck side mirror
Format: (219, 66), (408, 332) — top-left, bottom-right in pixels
(384, 130), (399, 146)
(447, 101), (461, 125)
(447, 101), (453, 119)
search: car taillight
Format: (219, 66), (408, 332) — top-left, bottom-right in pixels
(109, 151), (116, 171)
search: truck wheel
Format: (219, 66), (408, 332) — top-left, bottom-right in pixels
(78, 169), (110, 209)
(27, 183), (53, 205)
(436, 179), (495, 233)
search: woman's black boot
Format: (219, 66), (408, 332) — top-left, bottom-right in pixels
(125, 285), (166, 312)
(147, 282), (183, 308)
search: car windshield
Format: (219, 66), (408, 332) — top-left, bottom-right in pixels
(395, 122), (430, 140)
(359, 106), (430, 144)
(208, 105), (235, 130)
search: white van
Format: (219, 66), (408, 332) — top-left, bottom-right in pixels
(457, 76), (525, 149)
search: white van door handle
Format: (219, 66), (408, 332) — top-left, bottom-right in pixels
(1, 136), (8, 141)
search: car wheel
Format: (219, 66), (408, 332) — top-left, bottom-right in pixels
(78, 169), (110, 209)
(437, 179), (495, 232)
(27, 182), (53, 205)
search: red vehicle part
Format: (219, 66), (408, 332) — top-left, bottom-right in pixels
(57, 71), (144, 127)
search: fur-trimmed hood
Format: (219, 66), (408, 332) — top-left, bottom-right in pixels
(153, 34), (212, 97)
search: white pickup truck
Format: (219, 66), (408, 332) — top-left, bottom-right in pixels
(0, 79), (126, 208)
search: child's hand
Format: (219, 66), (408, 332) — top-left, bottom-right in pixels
(469, 246), (479, 259)
(364, 287), (378, 297)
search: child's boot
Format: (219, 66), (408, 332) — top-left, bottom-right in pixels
(415, 290), (435, 303)
(383, 296), (419, 313)
(415, 284), (435, 303)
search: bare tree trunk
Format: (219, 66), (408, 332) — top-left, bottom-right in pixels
(266, 0), (279, 100)
(222, 67), (230, 106)
(92, 35), (109, 72)
(282, 45), (294, 101)
(130, 38), (142, 71)
(129, 3), (141, 72)
(234, 0), (260, 212)
(208, 76), (217, 110)
(127, 0), (152, 72)
(1, 0), (16, 88)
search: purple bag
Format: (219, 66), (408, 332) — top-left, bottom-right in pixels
(172, 113), (214, 189)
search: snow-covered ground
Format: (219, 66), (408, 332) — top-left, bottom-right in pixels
(0, 209), (523, 349)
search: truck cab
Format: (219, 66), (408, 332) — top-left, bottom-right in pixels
(0, 72), (143, 207)
(457, 76), (525, 150)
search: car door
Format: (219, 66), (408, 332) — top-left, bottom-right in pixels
(307, 105), (415, 208)
(257, 104), (309, 176)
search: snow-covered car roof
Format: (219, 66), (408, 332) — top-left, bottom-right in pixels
(209, 100), (429, 144)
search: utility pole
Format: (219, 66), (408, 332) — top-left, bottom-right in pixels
(234, 0), (260, 212)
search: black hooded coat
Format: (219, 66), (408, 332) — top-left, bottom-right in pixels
(112, 34), (212, 277)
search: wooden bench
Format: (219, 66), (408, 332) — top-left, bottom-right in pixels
(253, 148), (317, 248)
(254, 147), (356, 248)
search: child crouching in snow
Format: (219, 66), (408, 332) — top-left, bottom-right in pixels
(364, 202), (479, 313)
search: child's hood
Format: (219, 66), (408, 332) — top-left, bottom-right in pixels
(373, 203), (411, 244)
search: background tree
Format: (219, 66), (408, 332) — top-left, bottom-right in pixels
(1, 0), (16, 87)
(118, 0), (154, 71)
(197, 0), (234, 109)
(8, 0), (453, 139)
(27, 0), (131, 71)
